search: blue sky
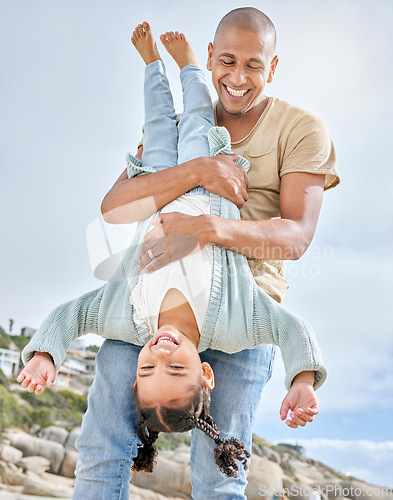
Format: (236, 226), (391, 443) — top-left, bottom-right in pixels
(1, 0), (393, 487)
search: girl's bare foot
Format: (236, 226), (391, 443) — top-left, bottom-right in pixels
(160, 31), (199, 69)
(131, 21), (161, 65)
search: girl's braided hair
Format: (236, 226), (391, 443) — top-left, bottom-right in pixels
(132, 383), (250, 477)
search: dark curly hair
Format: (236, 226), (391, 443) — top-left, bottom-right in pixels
(132, 382), (250, 477)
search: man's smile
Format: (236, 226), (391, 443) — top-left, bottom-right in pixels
(222, 83), (250, 98)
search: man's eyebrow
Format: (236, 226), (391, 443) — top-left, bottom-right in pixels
(219, 52), (236, 59)
(249, 57), (264, 65)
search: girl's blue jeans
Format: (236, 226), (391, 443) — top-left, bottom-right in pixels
(142, 59), (213, 169)
(142, 59), (212, 195)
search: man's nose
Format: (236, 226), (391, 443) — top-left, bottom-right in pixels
(230, 66), (247, 86)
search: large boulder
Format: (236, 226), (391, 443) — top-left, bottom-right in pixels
(38, 426), (69, 446)
(336, 481), (393, 500)
(313, 480), (349, 499)
(22, 473), (74, 498)
(260, 445), (281, 464)
(132, 447), (191, 499)
(64, 427), (81, 451)
(283, 477), (311, 500)
(17, 456), (51, 475)
(0, 444), (23, 464)
(288, 456), (331, 484)
(4, 429), (65, 474)
(130, 483), (185, 499)
(246, 454), (284, 500)
(60, 450), (78, 478)
(0, 460), (25, 486)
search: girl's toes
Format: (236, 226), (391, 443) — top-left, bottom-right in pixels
(142, 21), (150, 31)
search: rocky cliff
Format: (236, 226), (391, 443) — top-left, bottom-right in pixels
(1, 426), (392, 500)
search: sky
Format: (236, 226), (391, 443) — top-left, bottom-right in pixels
(1, 0), (393, 488)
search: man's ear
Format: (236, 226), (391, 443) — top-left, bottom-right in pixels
(267, 55), (279, 83)
(206, 42), (214, 72)
(133, 379), (136, 388)
(201, 362), (215, 389)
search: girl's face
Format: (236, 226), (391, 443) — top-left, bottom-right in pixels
(135, 325), (214, 408)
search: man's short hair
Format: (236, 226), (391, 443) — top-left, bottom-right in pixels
(214, 7), (277, 56)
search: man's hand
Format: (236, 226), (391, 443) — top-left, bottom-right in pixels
(279, 372), (319, 428)
(139, 212), (207, 273)
(17, 352), (56, 395)
(199, 154), (249, 208)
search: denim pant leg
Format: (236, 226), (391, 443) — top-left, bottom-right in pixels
(177, 65), (214, 164)
(190, 344), (276, 500)
(142, 60), (178, 171)
(72, 340), (142, 500)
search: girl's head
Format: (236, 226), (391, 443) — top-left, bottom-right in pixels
(135, 325), (214, 407)
(133, 325), (251, 477)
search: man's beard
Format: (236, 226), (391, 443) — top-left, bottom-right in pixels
(218, 96), (249, 116)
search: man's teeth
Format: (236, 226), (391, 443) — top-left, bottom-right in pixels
(226, 85), (247, 97)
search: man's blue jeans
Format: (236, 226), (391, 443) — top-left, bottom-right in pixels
(73, 339), (275, 499)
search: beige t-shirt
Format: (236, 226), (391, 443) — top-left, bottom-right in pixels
(215, 97), (340, 303)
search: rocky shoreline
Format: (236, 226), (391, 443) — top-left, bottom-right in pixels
(1, 426), (392, 500)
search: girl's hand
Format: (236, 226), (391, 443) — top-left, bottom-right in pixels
(17, 352), (56, 395)
(280, 373), (319, 428)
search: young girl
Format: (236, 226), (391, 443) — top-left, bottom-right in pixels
(18, 23), (326, 478)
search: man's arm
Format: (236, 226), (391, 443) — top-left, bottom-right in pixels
(207, 171), (325, 260)
(101, 146), (249, 224)
(139, 171), (325, 272)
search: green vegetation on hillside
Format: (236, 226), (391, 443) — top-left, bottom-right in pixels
(10, 334), (30, 350)
(0, 325), (30, 350)
(0, 385), (32, 432)
(21, 388), (87, 429)
(0, 380), (87, 432)
(0, 326), (10, 349)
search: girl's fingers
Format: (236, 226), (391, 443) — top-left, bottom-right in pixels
(288, 408), (317, 427)
(21, 378), (30, 389)
(17, 372), (25, 382)
(289, 410), (308, 426)
(27, 383), (37, 393)
(286, 419), (299, 428)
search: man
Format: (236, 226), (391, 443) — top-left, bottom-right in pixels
(73, 7), (339, 500)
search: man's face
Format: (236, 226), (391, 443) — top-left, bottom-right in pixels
(207, 27), (278, 116)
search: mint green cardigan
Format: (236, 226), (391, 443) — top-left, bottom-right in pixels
(22, 128), (327, 391)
